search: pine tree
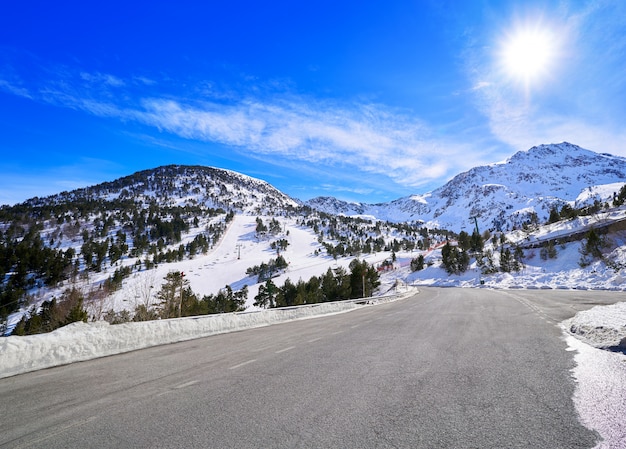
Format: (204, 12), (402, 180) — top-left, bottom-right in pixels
(500, 247), (512, 273)
(156, 271), (188, 318)
(579, 228), (605, 267)
(513, 246), (524, 271)
(276, 278), (298, 307)
(410, 255), (425, 271)
(441, 243), (469, 275)
(348, 258), (380, 298)
(65, 297), (88, 325)
(470, 231), (483, 253)
(548, 207), (561, 224)
(203, 285), (247, 314)
(614, 184), (626, 206)
(457, 231), (471, 251)
(254, 279), (277, 308)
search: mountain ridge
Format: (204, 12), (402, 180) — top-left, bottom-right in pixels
(20, 164), (301, 215)
(306, 142), (626, 231)
(5, 142), (626, 233)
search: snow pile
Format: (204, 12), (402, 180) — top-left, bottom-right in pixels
(565, 336), (626, 449)
(564, 301), (626, 351)
(0, 292), (411, 380)
(563, 302), (626, 448)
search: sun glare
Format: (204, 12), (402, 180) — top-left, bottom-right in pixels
(500, 25), (556, 87)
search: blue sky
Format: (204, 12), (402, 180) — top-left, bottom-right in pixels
(1, 1), (625, 206)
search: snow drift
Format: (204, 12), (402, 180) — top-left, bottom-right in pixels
(564, 301), (626, 352)
(0, 293), (409, 380)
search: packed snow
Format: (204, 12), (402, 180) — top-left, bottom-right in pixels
(565, 335), (626, 449)
(561, 300), (626, 448)
(564, 301), (626, 350)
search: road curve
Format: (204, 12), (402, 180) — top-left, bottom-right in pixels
(1, 287), (622, 448)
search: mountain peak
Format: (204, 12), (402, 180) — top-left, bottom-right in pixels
(507, 142), (589, 163)
(307, 143), (626, 232)
(24, 164), (301, 214)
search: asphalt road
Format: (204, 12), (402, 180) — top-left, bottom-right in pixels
(1, 287), (623, 448)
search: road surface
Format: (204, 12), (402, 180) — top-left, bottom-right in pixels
(1, 287), (623, 448)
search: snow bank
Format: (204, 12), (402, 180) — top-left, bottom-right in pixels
(564, 301), (626, 351)
(565, 335), (626, 449)
(562, 302), (626, 448)
(0, 293), (410, 380)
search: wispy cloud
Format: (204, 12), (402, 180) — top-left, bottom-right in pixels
(80, 71), (125, 87)
(133, 95), (481, 188)
(0, 63), (485, 191)
(0, 79), (31, 99)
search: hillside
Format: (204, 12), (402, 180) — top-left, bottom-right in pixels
(307, 142), (626, 232)
(0, 165), (436, 333)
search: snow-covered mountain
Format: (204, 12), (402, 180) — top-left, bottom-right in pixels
(26, 164), (301, 213)
(306, 142), (626, 232)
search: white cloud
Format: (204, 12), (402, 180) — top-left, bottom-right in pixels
(471, 81), (491, 91)
(80, 71), (125, 87)
(134, 96), (476, 188)
(0, 60), (506, 194)
(0, 79), (31, 99)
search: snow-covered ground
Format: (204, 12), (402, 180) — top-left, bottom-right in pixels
(402, 229), (626, 292)
(562, 302), (626, 448)
(564, 326), (626, 449)
(88, 214), (393, 317)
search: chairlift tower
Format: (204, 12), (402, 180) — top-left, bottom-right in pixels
(469, 215), (480, 235)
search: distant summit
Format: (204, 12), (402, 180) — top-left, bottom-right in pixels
(23, 164), (301, 214)
(306, 142), (626, 231)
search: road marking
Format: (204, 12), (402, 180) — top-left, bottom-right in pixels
(14, 415), (98, 448)
(229, 359), (257, 370)
(275, 346), (295, 354)
(249, 345), (274, 353)
(174, 380), (198, 389)
(351, 324), (359, 329)
(308, 337), (322, 343)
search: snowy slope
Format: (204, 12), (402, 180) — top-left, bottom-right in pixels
(307, 142), (626, 232)
(102, 214), (381, 314)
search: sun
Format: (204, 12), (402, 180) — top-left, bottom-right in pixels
(499, 25), (556, 86)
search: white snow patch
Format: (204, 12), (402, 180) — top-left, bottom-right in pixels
(565, 335), (626, 449)
(564, 301), (626, 350)
(576, 183), (625, 206)
(562, 299), (626, 449)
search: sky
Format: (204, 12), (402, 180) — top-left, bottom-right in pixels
(1, 0), (625, 206)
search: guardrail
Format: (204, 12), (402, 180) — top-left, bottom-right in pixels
(237, 286), (417, 315)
